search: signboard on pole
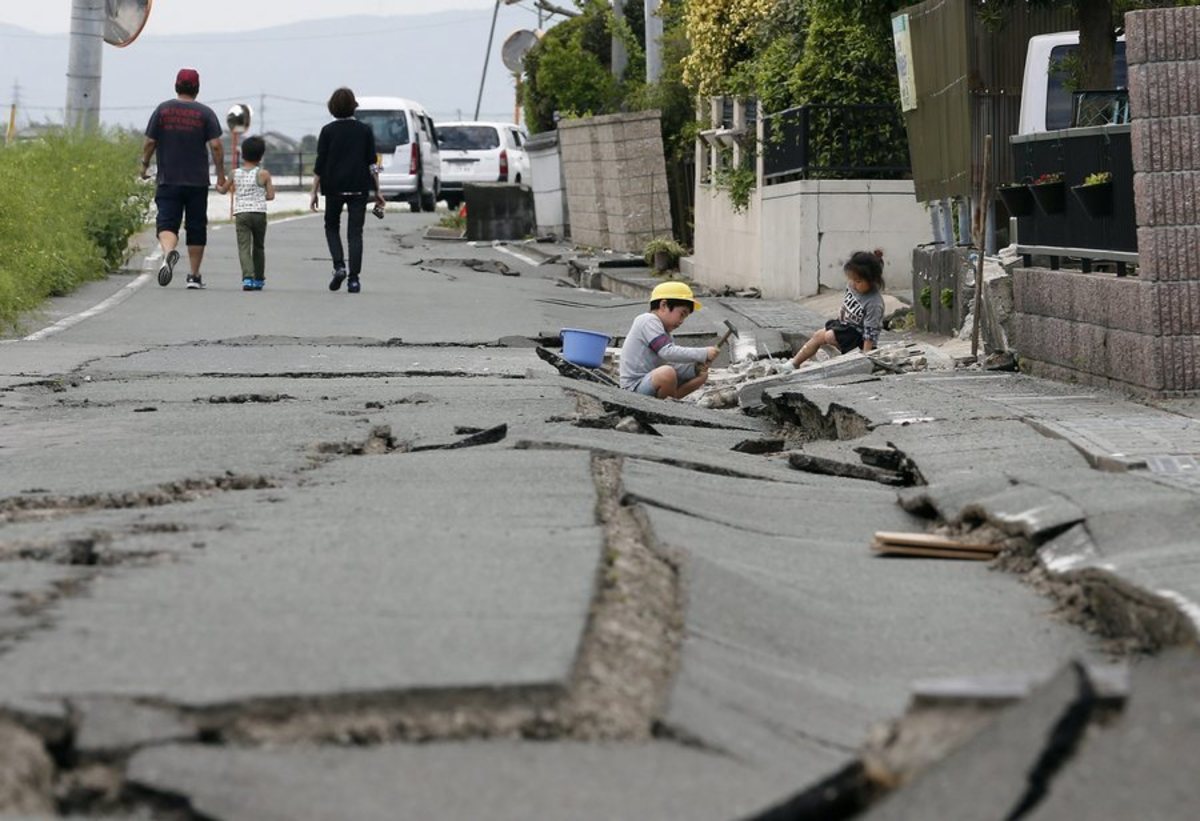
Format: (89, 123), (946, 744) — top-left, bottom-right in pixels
(892, 13), (917, 113)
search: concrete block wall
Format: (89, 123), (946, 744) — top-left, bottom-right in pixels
(690, 178), (931, 299)
(1014, 6), (1200, 395)
(557, 111), (673, 253)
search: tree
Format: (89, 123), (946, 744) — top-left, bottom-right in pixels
(522, 0), (646, 133)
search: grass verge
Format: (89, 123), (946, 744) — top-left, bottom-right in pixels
(0, 131), (151, 331)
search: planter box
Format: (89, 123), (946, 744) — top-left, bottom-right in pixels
(1071, 181), (1113, 218)
(998, 184), (1035, 218)
(1029, 180), (1066, 214)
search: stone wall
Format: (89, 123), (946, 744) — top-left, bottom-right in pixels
(1013, 6), (1200, 395)
(557, 111), (673, 253)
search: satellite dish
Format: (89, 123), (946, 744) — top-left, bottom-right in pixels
(104, 0), (153, 48)
(226, 104), (252, 135)
(501, 29), (541, 74)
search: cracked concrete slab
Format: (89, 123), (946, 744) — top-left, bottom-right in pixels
(72, 698), (195, 758)
(861, 666), (1087, 820)
(622, 461), (1096, 785)
(0, 450), (603, 706)
(513, 427), (814, 485)
(1026, 651), (1200, 820)
(126, 740), (794, 821)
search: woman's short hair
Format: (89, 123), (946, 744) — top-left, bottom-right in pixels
(328, 87), (358, 118)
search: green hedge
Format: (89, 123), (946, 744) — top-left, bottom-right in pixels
(0, 132), (151, 330)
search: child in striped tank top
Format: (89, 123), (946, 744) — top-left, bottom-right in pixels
(221, 136), (275, 290)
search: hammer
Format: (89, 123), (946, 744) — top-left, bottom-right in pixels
(715, 319), (740, 350)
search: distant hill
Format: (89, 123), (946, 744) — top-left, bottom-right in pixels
(0, 9), (544, 140)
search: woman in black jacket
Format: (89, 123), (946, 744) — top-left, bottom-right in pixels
(309, 87), (386, 293)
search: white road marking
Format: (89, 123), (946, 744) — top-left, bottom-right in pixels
(21, 271), (154, 342)
(494, 245), (542, 267)
(7, 212), (318, 344)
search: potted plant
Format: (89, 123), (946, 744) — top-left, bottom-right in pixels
(997, 181), (1035, 217)
(644, 237), (687, 272)
(1071, 171), (1113, 218)
(1028, 171), (1066, 214)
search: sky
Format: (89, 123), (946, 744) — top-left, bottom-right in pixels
(0, 1), (516, 35)
(0, 1), (558, 136)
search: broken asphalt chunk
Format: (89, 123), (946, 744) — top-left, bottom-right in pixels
(790, 452), (909, 486)
(410, 423), (508, 452)
(535, 347), (618, 387)
(558, 378), (770, 433)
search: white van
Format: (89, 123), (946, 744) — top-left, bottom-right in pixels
(1018, 32), (1127, 134)
(436, 121), (532, 210)
(355, 96), (441, 212)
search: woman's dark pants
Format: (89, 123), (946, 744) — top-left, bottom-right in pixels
(323, 193), (368, 275)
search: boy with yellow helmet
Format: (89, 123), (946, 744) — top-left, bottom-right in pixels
(619, 282), (718, 399)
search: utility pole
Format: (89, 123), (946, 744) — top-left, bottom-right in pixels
(476, 0), (502, 120)
(66, 0), (104, 131)
(611, 0), (627, 80)
(260, 93), (266, 134)
(645, 0), (663, 83)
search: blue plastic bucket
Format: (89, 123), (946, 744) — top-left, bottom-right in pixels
(560, 328), (611, 368)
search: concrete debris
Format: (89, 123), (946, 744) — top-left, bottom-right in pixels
(613, 416), (644, 434)
(956, 256), (1015, 356)
(738, 353), (876, 409)
(0, 719), (55, 815)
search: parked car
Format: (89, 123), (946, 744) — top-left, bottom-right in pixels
(355, 96), (441, 212)
(1018, 32), (1127, 134)
(436, 121), (531, 210)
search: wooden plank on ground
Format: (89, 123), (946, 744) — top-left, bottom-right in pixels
(873, 531), (1001, 553)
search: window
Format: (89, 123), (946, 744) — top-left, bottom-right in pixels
(1046, 42), (1128, 131)
(438, 126), (502, 150)
(357, 110), (409, 152)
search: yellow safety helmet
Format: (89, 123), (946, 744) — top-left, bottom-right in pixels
(649, 281), (701, 311)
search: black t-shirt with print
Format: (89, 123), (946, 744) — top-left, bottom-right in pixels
(145, 99), (222, 188)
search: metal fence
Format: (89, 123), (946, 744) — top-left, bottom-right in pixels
(248, 151), (315, 190)
(761, 104), (911, 184)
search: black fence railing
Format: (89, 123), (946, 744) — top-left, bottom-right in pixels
(220, 151), (315, 190)
(762, 104), (910, 184)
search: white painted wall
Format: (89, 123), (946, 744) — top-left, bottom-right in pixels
(761, 179), (931, 298)
(691, 178), (932, 299)
(690, 183), (761, 291)
(527, 138), (566, 238)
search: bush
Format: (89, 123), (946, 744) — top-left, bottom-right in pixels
(0, 131), (150, 330)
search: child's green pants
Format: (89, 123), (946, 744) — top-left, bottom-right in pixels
(235, 212), (267, 279)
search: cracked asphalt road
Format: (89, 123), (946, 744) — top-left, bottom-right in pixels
(0, 212), (1099, 819)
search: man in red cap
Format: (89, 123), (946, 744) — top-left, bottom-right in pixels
(140, 68), (226, 289)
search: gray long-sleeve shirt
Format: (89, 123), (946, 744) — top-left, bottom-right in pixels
(619, 313), (709, 390)
(839, 286), (885, 344)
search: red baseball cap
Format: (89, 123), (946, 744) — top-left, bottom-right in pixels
(176, 68), (200, 87)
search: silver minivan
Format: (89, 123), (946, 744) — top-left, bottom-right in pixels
(355, 96), (441, 212)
